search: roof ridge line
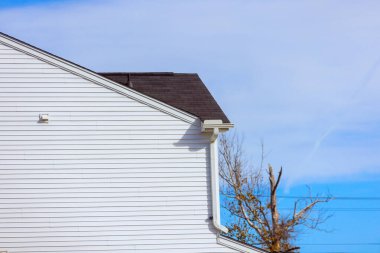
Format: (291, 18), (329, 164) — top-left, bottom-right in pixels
(97, 72), (199, 76)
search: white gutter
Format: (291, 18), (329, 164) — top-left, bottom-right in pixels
(202, 120), (234, 234)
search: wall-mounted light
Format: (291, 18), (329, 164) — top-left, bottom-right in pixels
(39, 113), (49, 123)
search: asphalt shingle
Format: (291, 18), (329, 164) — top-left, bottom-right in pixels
(98, 72), (230, 123)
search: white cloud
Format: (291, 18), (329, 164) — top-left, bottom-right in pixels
(1, 0), (380, 185)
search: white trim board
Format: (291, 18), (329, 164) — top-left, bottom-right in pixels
(217, 235), (268, 253)
(0, 33), (199, 125)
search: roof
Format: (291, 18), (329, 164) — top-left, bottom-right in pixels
(98, 72), (230, 123)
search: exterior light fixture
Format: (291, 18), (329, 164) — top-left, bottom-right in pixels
(39, 114), (49, 123)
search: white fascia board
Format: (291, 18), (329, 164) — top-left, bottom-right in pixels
(0, 33), (199, 125)
(217, 235), (268, 253)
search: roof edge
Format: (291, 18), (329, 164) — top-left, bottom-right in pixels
(98, 72), (175, 76)
(98, 72), (200, 76)
(0, 32), (199, 125)
(217, 235), (269, 253)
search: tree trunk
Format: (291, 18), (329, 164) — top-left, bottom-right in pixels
(269, 165), (281, 252)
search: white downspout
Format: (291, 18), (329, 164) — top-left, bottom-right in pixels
(209, 127), (229, 233)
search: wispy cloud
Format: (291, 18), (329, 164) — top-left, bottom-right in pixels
(305, 56), (380, 167)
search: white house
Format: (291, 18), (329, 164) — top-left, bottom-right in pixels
(0, 32), (265, 253)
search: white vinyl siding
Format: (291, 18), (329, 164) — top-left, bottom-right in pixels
(0, 42), (238, 253)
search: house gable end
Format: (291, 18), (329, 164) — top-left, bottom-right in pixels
(0, 32), (262, 253)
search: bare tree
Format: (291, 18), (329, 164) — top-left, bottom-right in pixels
(219, 134), (332, 253)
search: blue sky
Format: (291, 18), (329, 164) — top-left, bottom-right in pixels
(1, 0), (379, 252)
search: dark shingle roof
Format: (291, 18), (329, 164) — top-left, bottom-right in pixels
(98, 72), (230, 123)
